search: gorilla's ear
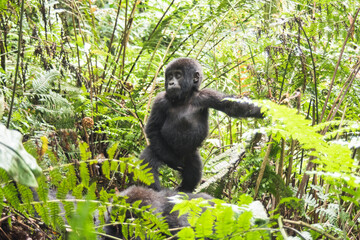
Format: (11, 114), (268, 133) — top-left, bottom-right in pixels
(194, 72), (200, 83)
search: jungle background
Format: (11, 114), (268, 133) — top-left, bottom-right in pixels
(0, 0), (360, 239)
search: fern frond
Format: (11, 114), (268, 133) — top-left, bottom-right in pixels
(65, 165), (77, 190)
(49, 168), (62, 187)
(18, 184), (35, 215)
(63, 201), (75, 222)
(107, 142), (119, 159)
(49, 201), (65, 230)
(37, 175), (49, 202)
(79, 162), (90, 188)
(3, 183), (22, 211)
(86, 182), (97, 200)
(72, 184), (84, 199)
(102, 160), (110, 180)
(259, 100), (354, 176)
(33, 203), (50, 225)
(197, 144), (244, 192)
(318, 203), (338, 224)
(56, 180), (69, 199)
(36, 91), (70, 110)
(32, 69), (60, 94)
(79, 142), (91, 161)
(303, 193), (318, 209)
(0, 168), (10, 182)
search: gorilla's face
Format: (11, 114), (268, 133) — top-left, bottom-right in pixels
(165, 69), (184, 100)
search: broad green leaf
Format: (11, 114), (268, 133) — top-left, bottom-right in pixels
(0, 123), (42, 187)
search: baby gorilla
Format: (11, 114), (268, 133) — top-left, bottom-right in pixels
(104, 186), (213, 239)
(140, 58), (264, 192)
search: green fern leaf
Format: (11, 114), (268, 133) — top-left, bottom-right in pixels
(63, 201), (75, 221)
(107, 142), (119, 159)
(66, 165), (77, 190)
(0, 168), (9, 182)
(86, 182), (97, 200)
(195, 209), (215, 238)
(33, 203), (50, 225)
(3, 183), (21, 211)
(79, 142), (91, 161)
(49, 168), (62, 187)
(110, 159), (119, 172)
(99, 188), (111, 202)
(32, 70), (60, 94)
(178, 227), (195, 239)
(236, 211), (252, 231)
(215, 207), (234, 238)
(72, 184), (84, 199)
(18, 184), (34, 215)
(0, 188), (3, 215)
(102, 160), (110, 180)
(79, 162), (90, 188)
(49, 201), (64, 229)
(37, 175), (49, 202)
(56, 180), (69, 199)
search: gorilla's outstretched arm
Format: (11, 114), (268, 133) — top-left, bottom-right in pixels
(197, 89), (264, 118)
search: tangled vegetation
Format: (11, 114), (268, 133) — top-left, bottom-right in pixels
(0, 0), (359, 239)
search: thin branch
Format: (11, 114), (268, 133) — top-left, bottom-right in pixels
(295, 17), (319, 124)
(7, 0), (25, 128)
(278, 50), (293, 101)
(283, 219), (340, 240)
(326, 62), (360, 122)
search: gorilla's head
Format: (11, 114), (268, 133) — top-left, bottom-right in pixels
(165, 58), (203, 102)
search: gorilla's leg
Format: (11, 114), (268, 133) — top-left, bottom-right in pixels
(178, 151), (202, 192)
(139, 147), (163, 191)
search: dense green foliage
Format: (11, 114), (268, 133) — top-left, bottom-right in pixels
(0, 0), (360, 239)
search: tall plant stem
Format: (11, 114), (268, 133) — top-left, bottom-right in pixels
(319, 8), (360, 123)
(286, 139), (295, 186)
(295, 17), (318, 124)
(254, 135), (273, 199)
(278, 50), (293, 101)
(7, 0), (25, 128)
(100, 0), (122, 83)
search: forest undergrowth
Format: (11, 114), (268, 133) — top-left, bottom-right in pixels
(0, 0), (360, 239)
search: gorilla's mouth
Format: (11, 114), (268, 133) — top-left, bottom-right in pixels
(166, 87), (182, 99)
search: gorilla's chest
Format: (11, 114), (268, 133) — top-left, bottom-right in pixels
(161, 105), (208, 151)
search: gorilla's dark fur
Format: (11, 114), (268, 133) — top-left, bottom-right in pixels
(104, 186), (213, 239)
(140, 58), (264, 192)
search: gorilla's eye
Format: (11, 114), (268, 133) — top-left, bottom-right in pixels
(167, 74), (173, 80)
(175, 72), (182, 79)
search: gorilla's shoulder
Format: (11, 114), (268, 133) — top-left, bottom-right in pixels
(153, 91), (170, 108)
(154, 91), (167, 102)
